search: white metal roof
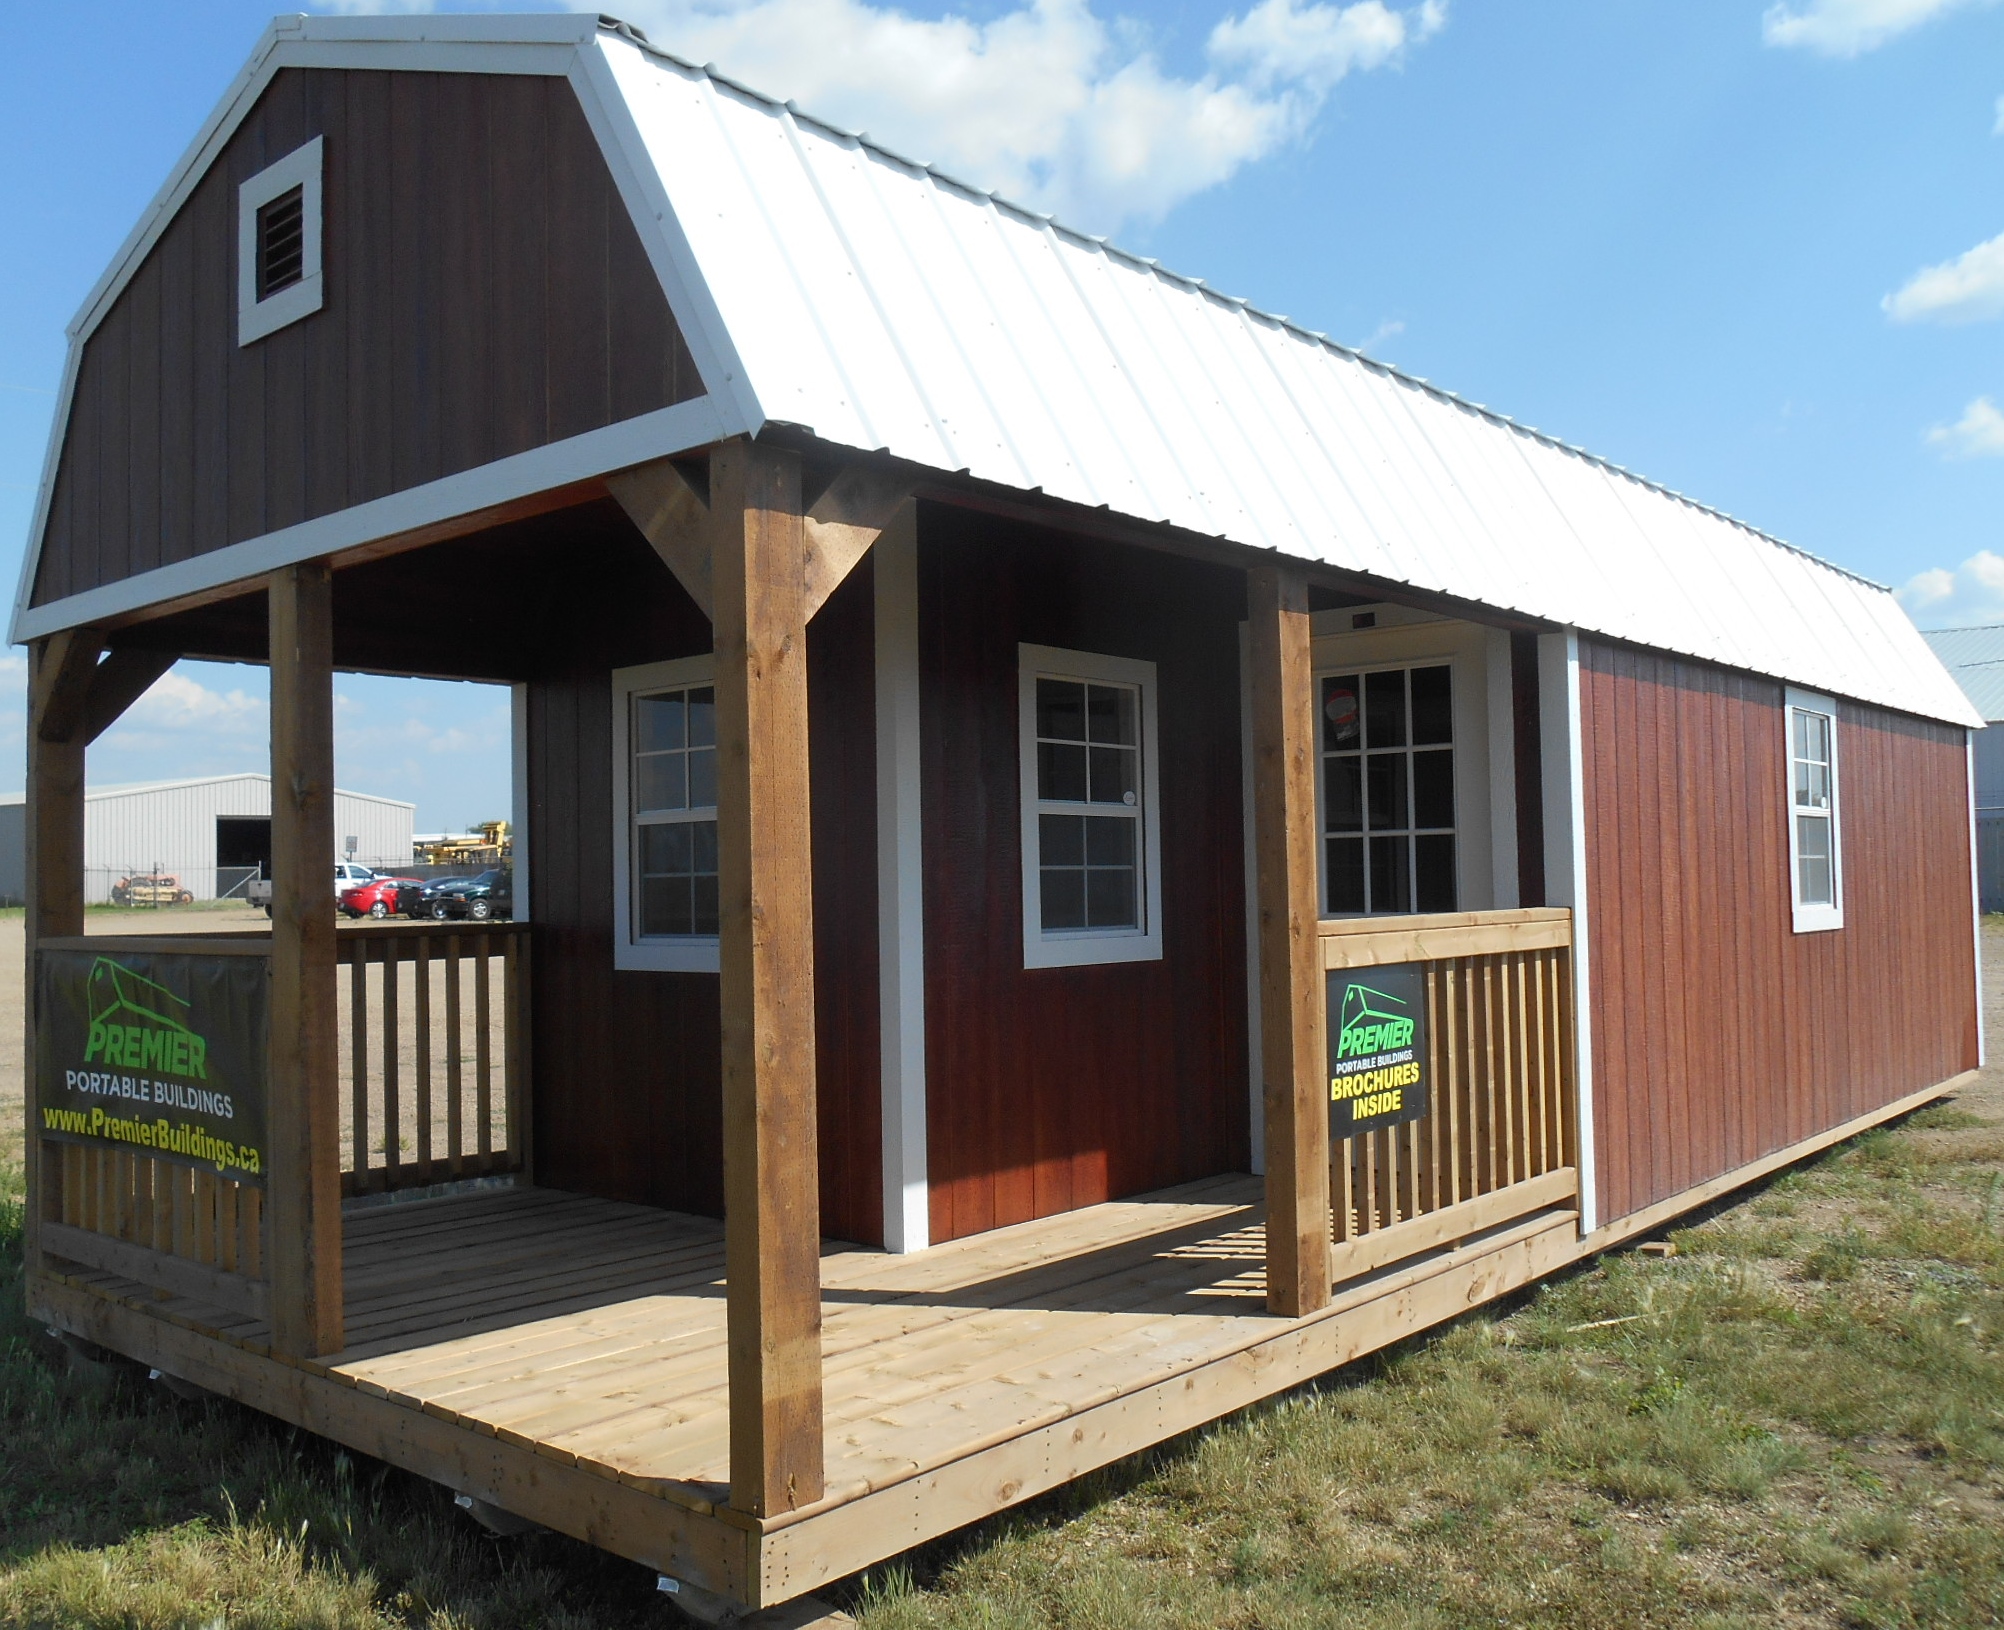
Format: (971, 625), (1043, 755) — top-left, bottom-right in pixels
(0, 773), (415, 809)
(13, 14), (1979, 729)
(1922, 626), (2004, 723)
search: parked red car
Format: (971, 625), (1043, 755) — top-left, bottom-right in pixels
(339, 876), (424, 918)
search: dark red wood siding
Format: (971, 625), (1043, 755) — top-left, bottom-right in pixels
(919, 507), (1252, 1244)
(523, 505), (881, 1244)
(1580, 640), (1977, 1225)
(32, 67), (701, 608)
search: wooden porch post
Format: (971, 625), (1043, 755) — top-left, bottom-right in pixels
(267, 564), (343, 1358)
(23, 631), (99, 1277)
(1248, 562), (1331, 1317)
(713, 440), (825, 1517)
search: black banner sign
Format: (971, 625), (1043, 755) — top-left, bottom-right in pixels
(1327, 961), (1429, 1138)
(36, 950), (269, 1186)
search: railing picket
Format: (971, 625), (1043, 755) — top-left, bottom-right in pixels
(415, 936), (433, 1172)
(349, 939), (369, 1190)
(218, 1177), (239, 1274)
(503, 932), (524, 1176)
(382, 938), (401, 1186)
(445, 935), (463, 1177)
(475, 933), (493, 1163)
(193, 1169), (218, 1264)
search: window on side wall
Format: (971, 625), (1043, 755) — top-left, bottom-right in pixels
(1785, 688), (1842, 933)
(612, 657), (720, 972)
(1019, 644), (1164, 968)
(1320, 663), (1458, 915)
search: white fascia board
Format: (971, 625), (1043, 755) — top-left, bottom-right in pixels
(573, 37), (767, 438)
(12, 394), (731, 644)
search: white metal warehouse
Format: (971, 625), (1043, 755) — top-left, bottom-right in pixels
(0, 772), (412, 904)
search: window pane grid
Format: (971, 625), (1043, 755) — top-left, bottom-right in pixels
(1034, 675), (1142, 933)
(634, 685), (720, 939)
(1321, 665), (1456, 916)
(1790, 705), (1837, 911)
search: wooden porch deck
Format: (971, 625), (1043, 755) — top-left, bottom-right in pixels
(33, 1175), (1580, 1608)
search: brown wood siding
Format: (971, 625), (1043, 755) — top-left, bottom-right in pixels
(919, 507), (1251, 1244)
(1580, 640), (1977, 1225)
(33, 67), (702, 609)
(523, 510), (881, 1243)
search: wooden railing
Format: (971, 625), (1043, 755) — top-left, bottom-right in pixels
(39, 935), (271, 1321)
(1320, 907), (1578, 1284)
(337, 921), (531, 1197)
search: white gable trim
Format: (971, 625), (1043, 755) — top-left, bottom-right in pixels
(11, 17), (762, 647)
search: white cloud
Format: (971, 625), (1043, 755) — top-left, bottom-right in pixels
(1761, 0), (1994, 56)
(1357, 316), (1404, 350)
(118, 669), (267, 736)
(1898, 549), (2004, 624)
(1927, 395), (2004, 457)
(510, 0), (1443, 225)
(1884, 230), (2004, 324)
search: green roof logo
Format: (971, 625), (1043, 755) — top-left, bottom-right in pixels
(1336, 981), (1415, 1059)
(84, 957), (208, 1079)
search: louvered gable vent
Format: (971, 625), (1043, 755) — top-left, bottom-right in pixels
(255, 185), (305, 300)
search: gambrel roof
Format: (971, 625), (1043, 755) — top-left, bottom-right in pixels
(15, 12), (1978, 728)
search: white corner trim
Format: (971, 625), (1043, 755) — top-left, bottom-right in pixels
(511, 684), (531, 926)
(1018, 643), (1165, 970)
(11, 394), (732, 645)
(237, 137), (324, 346)
(1783, 686), (1844, 935)
(611, 654), (720, 974)
(1540, 630), (1597, 1235)
(1971, 730), (1986, 1071)
(874, 506), (929, 1251)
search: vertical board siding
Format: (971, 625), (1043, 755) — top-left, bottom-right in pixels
(524, 508), (882, 1244)
(33, 67), (702, 608)
(919, 507), (1251, 1245)
(1580, 640), (1977, 1225)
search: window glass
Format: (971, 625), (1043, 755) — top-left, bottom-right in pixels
(1786, 697), (1841, 927)
(1320, 664), (1456, 915)
(633, 684), (719, 940)
(1032, 672), (1144, 936)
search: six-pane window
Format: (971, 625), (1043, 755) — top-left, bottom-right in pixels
(1034, 677), (1141, 931)
(1320, 664), (1456, 915)
(633, 685), (719, 938)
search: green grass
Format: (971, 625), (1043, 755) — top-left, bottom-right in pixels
(4, 1100), (2004, 1628)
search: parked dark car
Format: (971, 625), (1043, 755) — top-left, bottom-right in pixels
(416, 869), (513, 921)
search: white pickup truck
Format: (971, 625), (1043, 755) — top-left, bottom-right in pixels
(244, 862), (377, 915)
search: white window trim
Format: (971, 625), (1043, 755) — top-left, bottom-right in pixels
(1785, 686), (1844, 934)
(238, 137), (325, 346)
(612, 655), (719, 973)
(1019, 643), (1164, 969)
(1308, 612), (1498, 918)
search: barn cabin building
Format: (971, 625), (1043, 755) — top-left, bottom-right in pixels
(14, 15), (1984, 1617)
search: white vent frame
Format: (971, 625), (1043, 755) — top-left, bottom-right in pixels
(237, 136), (324, 346)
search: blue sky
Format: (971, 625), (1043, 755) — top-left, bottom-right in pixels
(2, 0), (2002, 827)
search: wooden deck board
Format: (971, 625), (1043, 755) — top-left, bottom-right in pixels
(322, 1183), (1278, 1488)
